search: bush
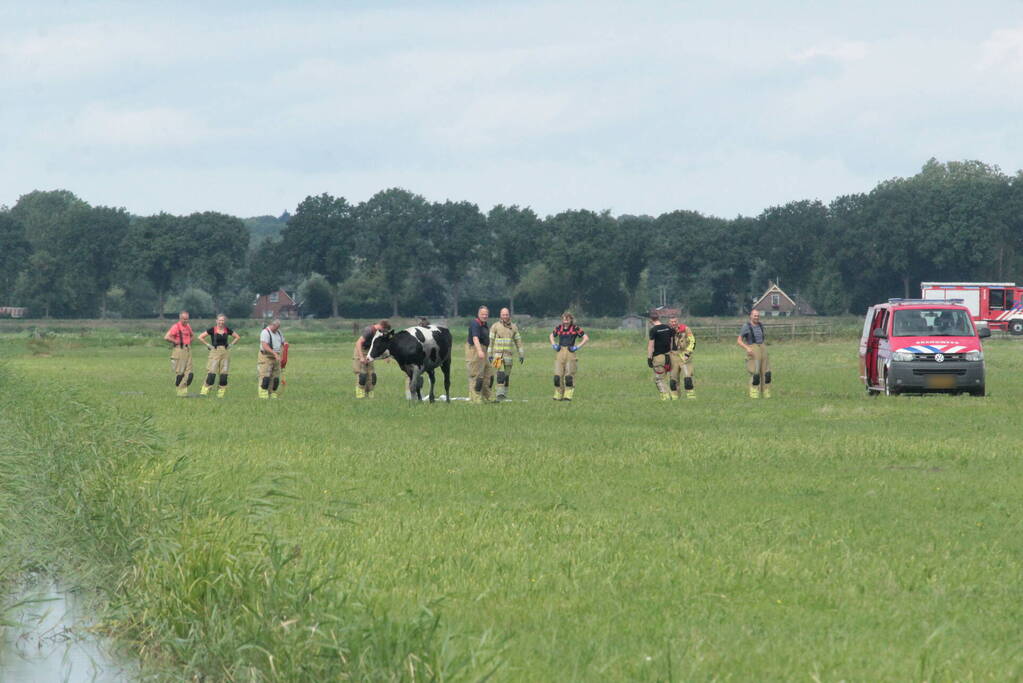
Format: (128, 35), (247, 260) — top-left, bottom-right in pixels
(167, 288), (215, 317)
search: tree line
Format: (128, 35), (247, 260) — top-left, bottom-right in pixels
(2, 159), (1022, 319)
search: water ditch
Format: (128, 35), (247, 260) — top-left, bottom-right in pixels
(1, 578), (136, 682)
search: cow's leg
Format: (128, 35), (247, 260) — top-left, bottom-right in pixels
(442, 357), (451, 403)
(426, 368), (437, 403)
(403, 366), (415, 400)
(411, 367), (423, 401)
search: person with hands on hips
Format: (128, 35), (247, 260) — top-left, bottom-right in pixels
(197, 313), (240, 398)
(549, 311), (588, 401)
(738, 309), (771, 399)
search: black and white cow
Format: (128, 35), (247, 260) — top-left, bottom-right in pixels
(365, 325), (452, 402)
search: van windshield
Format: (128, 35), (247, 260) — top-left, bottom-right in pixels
(892, 309), (974, 336)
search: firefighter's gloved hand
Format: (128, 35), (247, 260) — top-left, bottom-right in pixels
(647, 357), (653, 368)
(552, 344), (560, 351)
(519, 355), (524, 365)
(569, 345), (578, 352)
(684, 353), (691, 362)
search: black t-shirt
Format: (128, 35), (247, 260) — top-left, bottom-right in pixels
(467, 319), (490, 347)
(649, 323), (673, 356)
(553, 324), (585, 347)
(360, 325), (377, 347)
(206, 327), (234, 348)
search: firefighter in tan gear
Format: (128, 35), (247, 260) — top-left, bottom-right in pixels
(669, 316), (696, 399)
(647, 313), (674, 400)
(258, 319), (285, 399)
(198, 314), (240, 398)
(466, 306), (493, 403)
(549, 312), (588, 401)
(163, 310), (194, 397)
(487, 307), (524, 401)
(353, 320), (390, 398)
(738, 310), (771, 398)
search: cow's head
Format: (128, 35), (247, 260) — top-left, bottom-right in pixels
(365, 328), (396, 362)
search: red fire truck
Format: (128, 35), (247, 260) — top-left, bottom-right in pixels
(920, 282), (1023, 335)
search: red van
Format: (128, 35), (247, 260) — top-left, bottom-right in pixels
(859, 299), (990, 396)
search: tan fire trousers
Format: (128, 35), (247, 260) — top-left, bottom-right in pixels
(352, 349), (377, 393)
(465, 344), (493, 401)
(746, 343), (771, 390)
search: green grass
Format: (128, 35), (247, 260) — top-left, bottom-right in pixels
(2, 331), (1023, 680)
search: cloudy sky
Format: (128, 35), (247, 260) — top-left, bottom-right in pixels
(3, 1), (1023, 219)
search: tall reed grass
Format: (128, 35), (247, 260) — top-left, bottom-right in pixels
(0, 363), (499, 680)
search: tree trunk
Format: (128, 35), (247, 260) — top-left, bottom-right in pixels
(902, 275), (910, 299)
(157, 291), (166, 319)
(452, 282), (460, 318)
(509, 293), (515, 316)
(331, 287), (340, 318)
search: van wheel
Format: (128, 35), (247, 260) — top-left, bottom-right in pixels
(884, 372), (899, 396)
(1009, 320), (1023, 336)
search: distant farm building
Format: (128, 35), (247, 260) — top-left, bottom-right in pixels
(752, 283), (817, 317)
(252, 289), (301, 319)
(0, 306), (27, 318)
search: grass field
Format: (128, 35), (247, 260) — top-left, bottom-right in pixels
(2, 328), (1023, 680)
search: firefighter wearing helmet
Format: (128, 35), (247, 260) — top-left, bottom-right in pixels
(738, 310), (771, 398)
(669, 316), (696, 399)
(487, 307), (524, 401)
(549, 312), (588, 401)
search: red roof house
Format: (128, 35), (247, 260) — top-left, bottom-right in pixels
(252, 289), (301, 319)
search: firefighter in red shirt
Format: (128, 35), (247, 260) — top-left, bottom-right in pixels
(163, 310), (194, 397)
(549, 312), (589, 401)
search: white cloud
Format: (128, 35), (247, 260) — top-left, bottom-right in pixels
(979, 25), (1023, 71)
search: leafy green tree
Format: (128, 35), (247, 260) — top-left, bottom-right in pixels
(616, 215), (653, 310)
(755, 200), (828, 294)
(280, 194), (356, 317)
(542, 209), (625, 312)
(185, 211), (249, 310)
(429, 200), (486, 316)
(119, 213), (191, 318)
(487, 205), (542, 314)
(14, 251), (76, 317)
(299, 272), (334, 318)
(247, 238), (286, 296)
(356, 188), (430, 317)
(0, 211), (29, 304)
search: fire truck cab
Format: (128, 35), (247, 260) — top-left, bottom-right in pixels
(859, 299), (990, 396)
(921, 282), (1023, 334)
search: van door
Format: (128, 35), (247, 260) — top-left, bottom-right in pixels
(864, 307), (886, 387)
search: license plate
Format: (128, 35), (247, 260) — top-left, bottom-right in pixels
(926, 375), (957, 389)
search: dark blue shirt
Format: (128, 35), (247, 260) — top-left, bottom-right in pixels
(740, 321), (765, 344)
(467, 318), (490, 347)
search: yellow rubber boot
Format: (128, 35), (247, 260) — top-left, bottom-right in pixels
(686, 390), (696, 399)
(176, 386), (188, 397)
(563, 388), (574, 401)
(217, 387), (226, 398)
(660, 391), (670, 401)
(199, 384), (211, 396)
(270, 392), (279, 399)
(258, 388), (269, 399)
(749, 386), (759, 399)
(553, 389), (562, 401)
(763, 386), (772, 399)
(355, 386), (366, 399)
(670, 391), (679, 400)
